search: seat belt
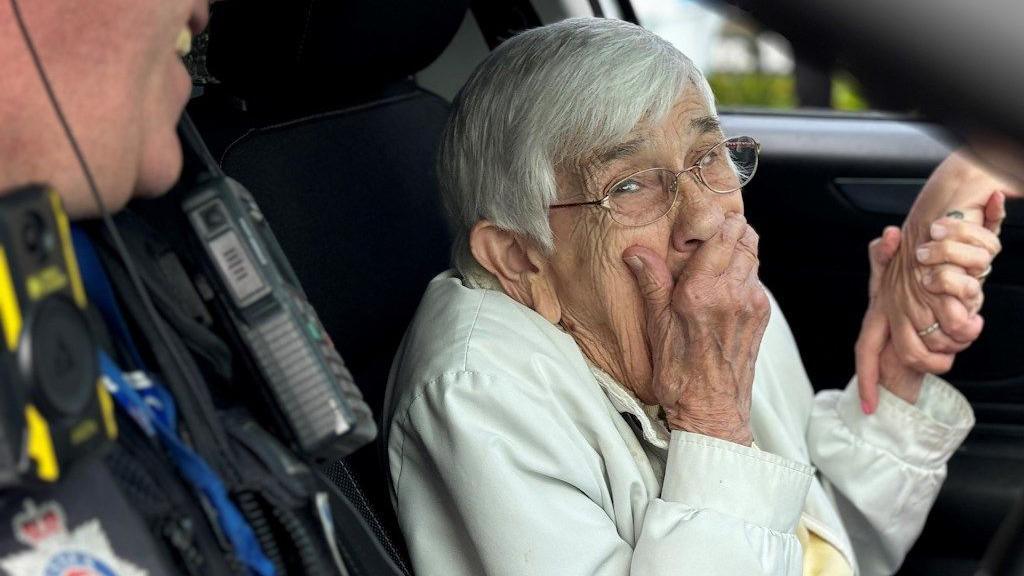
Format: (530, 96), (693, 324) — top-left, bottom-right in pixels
(73, 227), (274, 576)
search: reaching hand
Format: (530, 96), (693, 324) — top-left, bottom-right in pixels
(855, 151), (1015, 413)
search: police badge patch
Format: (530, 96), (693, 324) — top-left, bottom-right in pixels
(0, 500), (146, 576)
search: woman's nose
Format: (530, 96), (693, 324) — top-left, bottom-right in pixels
(669, 186), (728, 254)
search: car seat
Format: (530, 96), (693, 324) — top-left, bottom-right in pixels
(189, 0), (469, 569)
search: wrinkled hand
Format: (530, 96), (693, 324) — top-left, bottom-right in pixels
(624, 213), (769, 446)
(856, 151), (1015, 412)
(860, 228), (934, 405)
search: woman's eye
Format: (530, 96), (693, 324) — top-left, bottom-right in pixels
(612, 179), (642, 195)
(699, 148), (720, 168)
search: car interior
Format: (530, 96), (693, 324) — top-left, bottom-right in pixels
(165, 0), (1024, 574)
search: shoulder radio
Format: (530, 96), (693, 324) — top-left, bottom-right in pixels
(178, 130), (378, 461)
(181, 173), (375, 461)
(174, 116), (375, 461)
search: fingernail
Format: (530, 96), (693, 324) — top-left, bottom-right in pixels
(931, 222), (948, 239)
(916, 247), (930, 263)
(922, 272), (933, 285)
(861, 400), (874, 415)
(624, 256), (643, 273)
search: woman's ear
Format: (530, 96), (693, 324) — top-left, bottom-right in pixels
(469, 220), (561, 323)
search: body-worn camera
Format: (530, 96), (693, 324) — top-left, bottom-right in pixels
(182, 177), (375, 460)
(0, 185), (116, 486)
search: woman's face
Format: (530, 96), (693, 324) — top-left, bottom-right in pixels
(546, 87), (745, 404)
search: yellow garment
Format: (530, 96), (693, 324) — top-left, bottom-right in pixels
(796, 520), (853, 576)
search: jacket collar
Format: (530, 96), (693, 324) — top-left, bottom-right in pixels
(586, 362), (671, 450)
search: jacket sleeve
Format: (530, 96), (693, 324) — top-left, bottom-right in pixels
(807, 375), (975, 575)
(390, 369), (814, 576)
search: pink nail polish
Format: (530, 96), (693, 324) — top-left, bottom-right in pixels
(861, 400), (874, 415)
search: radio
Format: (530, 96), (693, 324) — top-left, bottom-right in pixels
(0, 185), (117, 486)
(181, 176), (375, 460)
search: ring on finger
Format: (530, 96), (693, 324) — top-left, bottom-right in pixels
(976, 264), (993, 281)
(917, 322), (941, 337)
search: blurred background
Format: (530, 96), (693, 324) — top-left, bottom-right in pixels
(632, 0), (869, 111)
(186, 0), (874, 111)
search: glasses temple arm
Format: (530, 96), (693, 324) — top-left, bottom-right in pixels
(549, 199), (606, 209)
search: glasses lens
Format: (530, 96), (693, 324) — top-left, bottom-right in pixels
(699, 136), (759, 193)
(607, 168), (676, 226)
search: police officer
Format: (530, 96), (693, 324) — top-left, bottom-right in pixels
(0, 2), (249, 574)
(0, 2), (397, 575)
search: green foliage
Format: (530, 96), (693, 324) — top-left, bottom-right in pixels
(708, 72), (869, 111)
(831, 73), (869, 111)
(708, 73), (796, 109)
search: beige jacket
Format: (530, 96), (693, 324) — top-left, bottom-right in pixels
(385, 272), (974, 575)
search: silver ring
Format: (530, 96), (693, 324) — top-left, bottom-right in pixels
(917, 322), (941, 337)
(976, 264), (993, 281)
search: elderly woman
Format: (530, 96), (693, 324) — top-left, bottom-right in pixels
(385, 18), (1007, 576)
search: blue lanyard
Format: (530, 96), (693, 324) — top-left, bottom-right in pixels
(72, 228), (274, 576)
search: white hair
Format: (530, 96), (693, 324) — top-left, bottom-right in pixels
(438, 17), (716, 277)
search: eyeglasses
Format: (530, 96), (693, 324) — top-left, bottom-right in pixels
(549, 136), (760, 227)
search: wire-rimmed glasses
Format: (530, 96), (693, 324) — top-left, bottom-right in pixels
(550, 136), (760, 227)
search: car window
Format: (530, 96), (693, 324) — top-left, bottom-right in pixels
(630, 0), (870, 112)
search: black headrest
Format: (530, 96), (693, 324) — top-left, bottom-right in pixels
(207, 0), (468, 114)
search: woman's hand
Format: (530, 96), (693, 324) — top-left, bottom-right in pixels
(624, 213), (769, 446)
(857, 211), (1000, 409)
(859, 228), (929, 405)
(856, 151), (1014, 412)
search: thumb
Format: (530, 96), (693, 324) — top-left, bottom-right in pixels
(623, 246), (674, 320)
(984, 190), (1006, 235)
